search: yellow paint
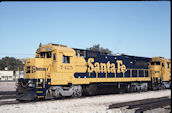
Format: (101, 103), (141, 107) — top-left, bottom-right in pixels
(36, 91), (43, 93)
(37, 96), (44, 98)
(149, 57), (171, 82)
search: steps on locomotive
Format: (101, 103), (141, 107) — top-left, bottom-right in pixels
(36, 82), (46, 98)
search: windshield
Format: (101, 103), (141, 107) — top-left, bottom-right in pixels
(40, 52), (52, 58)
(151, 62), (160, 65)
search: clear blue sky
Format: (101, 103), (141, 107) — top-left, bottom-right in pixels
(0, 1), (170, 59)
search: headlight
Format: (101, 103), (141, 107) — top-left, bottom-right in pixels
(40, 79), (43, 82)
(28, 83), (35, 88)
(28, 80), (35, 88)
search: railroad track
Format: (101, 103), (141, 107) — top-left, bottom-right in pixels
(0, 91), (16, 100)
(108, 96), (171, 113)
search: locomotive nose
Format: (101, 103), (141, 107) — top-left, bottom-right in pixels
(24, 58), (49, 79)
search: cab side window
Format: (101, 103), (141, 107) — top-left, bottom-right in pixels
(53, 53), (56, 61)
(47, 52), (51, 58)
(162, 63), (164, 67)
(167, 63), (169, 68)
(63, 56), (70, 63)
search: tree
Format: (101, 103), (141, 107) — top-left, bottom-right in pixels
(0, 57), (24, 71)
(86, 44), (112, 55)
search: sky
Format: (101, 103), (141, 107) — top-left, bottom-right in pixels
(0, 1), (171, 59)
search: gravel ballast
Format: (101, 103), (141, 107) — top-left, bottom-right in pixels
(0, 89), (171, 113)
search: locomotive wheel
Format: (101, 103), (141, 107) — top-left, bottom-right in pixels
(126, 84), (132, 93)
(72, 88), (82, 98)
(45, 90), (53, 99)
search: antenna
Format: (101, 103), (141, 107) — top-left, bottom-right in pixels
(39, 43), (42, 47)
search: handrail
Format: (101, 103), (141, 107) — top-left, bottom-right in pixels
(44, 64), (51, 88)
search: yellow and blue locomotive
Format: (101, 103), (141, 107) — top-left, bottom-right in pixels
(16, 43), (171, 100)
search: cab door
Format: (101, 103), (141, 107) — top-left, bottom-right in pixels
(161, 61), (171, 81)
(165, 62), (171, 81)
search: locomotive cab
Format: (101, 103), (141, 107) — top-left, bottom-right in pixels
(149, 57), (171, 89)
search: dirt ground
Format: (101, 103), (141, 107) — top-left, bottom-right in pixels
(0, 88), (171, 113)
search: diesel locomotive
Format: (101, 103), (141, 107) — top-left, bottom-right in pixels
(16, 43), (171, 100)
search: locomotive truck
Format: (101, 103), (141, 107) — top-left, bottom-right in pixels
(16, 43), (171, 100)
